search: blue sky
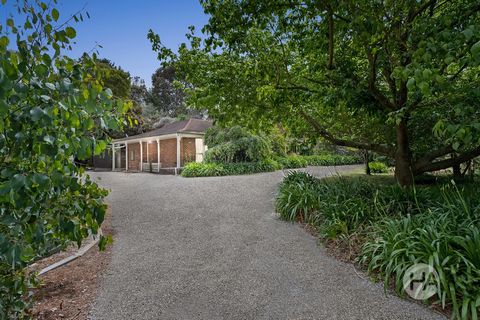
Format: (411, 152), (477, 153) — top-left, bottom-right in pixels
(2, 0), (209, 87)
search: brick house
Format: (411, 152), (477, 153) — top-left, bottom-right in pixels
(111, 118), (212, 173)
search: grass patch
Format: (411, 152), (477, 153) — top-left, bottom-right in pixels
(275, 172), (480, 319)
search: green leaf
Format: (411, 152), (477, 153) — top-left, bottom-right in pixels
(43, 135), (55, 144)
(406, 78), (415, 91)
(471, 41), (480, 58)
(0, 36), (9, 48)
(65, 27), (76, 39)
(52, 8), (59, 22)
(30, 107), (45, 121)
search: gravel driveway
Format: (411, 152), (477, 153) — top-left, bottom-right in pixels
(89, 165), (444, 320)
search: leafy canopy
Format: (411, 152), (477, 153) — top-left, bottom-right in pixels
(149, 0), (480, 185)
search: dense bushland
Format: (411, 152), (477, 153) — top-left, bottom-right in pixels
(275, 172), (480, 319)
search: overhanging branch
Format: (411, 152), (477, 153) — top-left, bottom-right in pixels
(415, 145), (480, 174)
(298, 110), (395, 157)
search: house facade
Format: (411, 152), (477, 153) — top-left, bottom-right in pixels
(111, 118), (212, 173)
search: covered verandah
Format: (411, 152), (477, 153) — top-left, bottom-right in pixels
(111, 132), (205, 174)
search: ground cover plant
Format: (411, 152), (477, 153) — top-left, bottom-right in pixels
(275, 171), (480, 319)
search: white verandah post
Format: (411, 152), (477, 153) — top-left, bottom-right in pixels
(140, 141), (143, 172)
(125, 142), (128, 171)
(112, 143), (115, 171)
(146, 141), (149, 168)
(156, 138), (160, 173)
(176, 134), (181, 170)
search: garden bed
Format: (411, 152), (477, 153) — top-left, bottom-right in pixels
(29, 213), (114, 320)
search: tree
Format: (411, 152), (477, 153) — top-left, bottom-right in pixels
(149, 0), (480, 186)
(149, 66), (187, 116)
(0, 1), (127, 317)
(94, 58), (146, 137)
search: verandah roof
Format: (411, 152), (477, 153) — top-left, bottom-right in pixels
(113, 118), (212, 143)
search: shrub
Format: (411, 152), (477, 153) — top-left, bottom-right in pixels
(204, 126), (272, 163)
(276, 155), (308, 168)
(0, 4), (121, 316)
(303, 154), (362, 166)
(181, 162), (225, 177)
(368, 161), (388, 173)
(182, 159), (281, 177)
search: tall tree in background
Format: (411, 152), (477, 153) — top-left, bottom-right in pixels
(149, 66), (187, 117)
(149, 0), (480, 186)
(95, 58), (147, 136)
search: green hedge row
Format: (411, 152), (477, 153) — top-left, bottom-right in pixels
(182, 154), (362, 177)
(181, 159), (282, 177)
(275, 154), (362, 169)
(275, 172), (480, 320)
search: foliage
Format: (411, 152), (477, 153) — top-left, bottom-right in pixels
(148, 66), (199, 118)
(180, 162), (224, 177)
(360, 184), (480, 320)
(275, 172), (480, 319)
(149, 0), (480, 186)
(303, 154), (362, 166)
(0, 2), (126, 317)
(94, 58), (145, 137)
(276, 155), (307, 169)
(204, 126), (272, 163)
(181, 159), (281, 177)
(368, 161), (388, 174)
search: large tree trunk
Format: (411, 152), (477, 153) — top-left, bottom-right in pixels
(394, 120), (414, 187)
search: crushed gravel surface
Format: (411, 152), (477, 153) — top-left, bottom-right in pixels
(88, 165), (444, 320)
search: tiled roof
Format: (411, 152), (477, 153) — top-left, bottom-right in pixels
(113, 118), (212, 142)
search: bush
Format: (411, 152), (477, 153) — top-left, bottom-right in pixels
(0, 4), (121, 316)
(275, 154), (361, 169)
(182, 159), (281, 177)
(204, 126), (272, 163)
(303, 154), (362, 166)
(275, 172), (480, 319)
(181, 162), (225, 177)
(368, 161), (388, 173)
(276, 155), (308, 168)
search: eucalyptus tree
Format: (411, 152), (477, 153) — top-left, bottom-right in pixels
(149, 0), (480, 186)
(0, 1), (127, 317)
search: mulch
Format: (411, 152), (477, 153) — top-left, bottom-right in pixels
(29, 212), (114, 320)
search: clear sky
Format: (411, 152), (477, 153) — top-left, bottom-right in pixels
(2, 0), (209, 87)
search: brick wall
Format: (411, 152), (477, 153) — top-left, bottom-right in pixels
(127, 142), (140, 171)
(125, 137), (198, 170)
(181, 138), (196, 166)
(160, 138), (176, 167)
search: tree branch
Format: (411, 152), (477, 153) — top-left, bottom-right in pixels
(298, 109), (395, 157)
(366, 50), (396, 110)
(415, 145), (480, 174)
(413, 145), (454, 172)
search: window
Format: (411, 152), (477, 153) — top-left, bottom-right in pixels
(130, 150), (135, 161)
